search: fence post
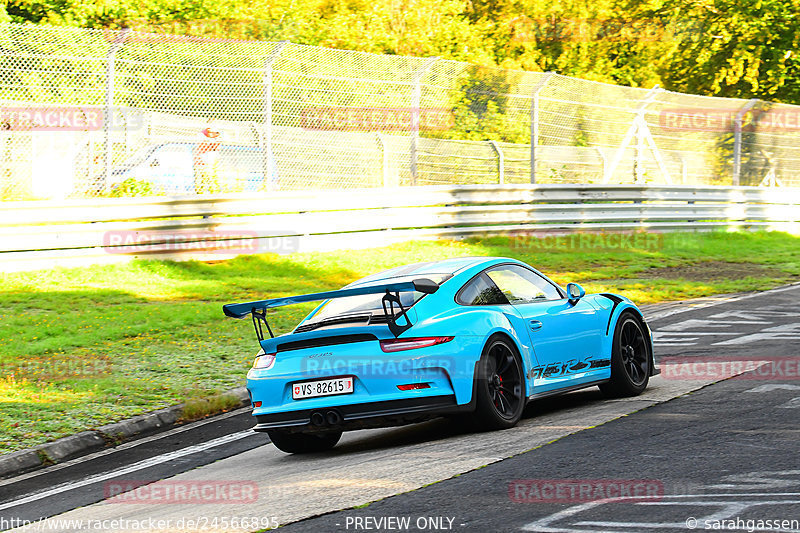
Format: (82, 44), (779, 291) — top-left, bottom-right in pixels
(733, 98), (758, 186)
(0, 113), (7, 197)
(489, 141), (504, 184)
(634, 113), (645, 183)
(410, 57), (439, 186)
(263, 41), (289, 191)
(595, 147), (606, 183)
(680, 154), (688, 184)
(103, 27), (130, 193)
(530, 71), (554, 184)
(376, 133), (391, 187)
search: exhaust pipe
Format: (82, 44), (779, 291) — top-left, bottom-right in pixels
(325, 410), (342, 426)
(310, 411), (325, 426)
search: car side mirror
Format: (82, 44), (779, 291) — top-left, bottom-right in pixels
(566, 283), (585, 301)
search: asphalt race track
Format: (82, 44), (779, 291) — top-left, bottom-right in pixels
(2, 284), (799, 533)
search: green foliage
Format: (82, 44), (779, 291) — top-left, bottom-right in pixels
(105, 177), (155, 197)
(652, 0), (800, 103)
(5, 0), (798, 102)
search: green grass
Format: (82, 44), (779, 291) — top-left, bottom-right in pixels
(1, 230), (799, 454)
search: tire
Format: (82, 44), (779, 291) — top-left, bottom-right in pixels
(267, 429), (342, 454)
(599, 312), (651, 398)
(473, 335), (526, 430)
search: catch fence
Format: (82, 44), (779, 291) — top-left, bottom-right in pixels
(0, 23), (798, 201)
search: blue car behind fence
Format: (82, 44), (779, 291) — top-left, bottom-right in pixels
(223, 257), (657, 454)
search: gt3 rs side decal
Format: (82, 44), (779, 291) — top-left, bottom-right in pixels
(528, 358), (611, 380)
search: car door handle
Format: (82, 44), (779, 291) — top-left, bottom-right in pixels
(529, 320), (543, 331)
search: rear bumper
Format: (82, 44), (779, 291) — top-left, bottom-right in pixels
(253, 395), (464, 433)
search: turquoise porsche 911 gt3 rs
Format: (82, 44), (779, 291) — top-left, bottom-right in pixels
(223, 257), (656, 454)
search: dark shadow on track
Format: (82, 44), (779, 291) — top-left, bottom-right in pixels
(291, 386), (608, 458)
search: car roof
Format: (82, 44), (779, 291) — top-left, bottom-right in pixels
(349, 256), (512, 286)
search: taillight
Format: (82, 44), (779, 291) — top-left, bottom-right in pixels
(397, 383), (431, 391)
(379, 336), (454, 353)
(253, 348), (276, 369)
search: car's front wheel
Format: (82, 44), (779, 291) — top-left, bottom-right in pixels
(267, 429), (342, 454)
(599, 312), (651, 398)
(473, 336), (525, 430)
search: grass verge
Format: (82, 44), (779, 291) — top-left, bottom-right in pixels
(1, 230), (798, 454)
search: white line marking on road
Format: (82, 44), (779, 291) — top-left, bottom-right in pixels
(574, 499), (800, 531)
(658, 319), (770, 331)
(706, 469), (800, 490)
(0, 430), (256, 512)
(653, 332), (738, 336)
(717, 322), (800, 342)
(711, 309), (800, 318)
(653, 342), (696, 346)
(521, 493), (800, 533)
(0, 407), (254, 489)
(744, 384), (800, 393)
(779, 398), (800, 409)
(651, 328), (744, 347)
(645, 282), (800, 322)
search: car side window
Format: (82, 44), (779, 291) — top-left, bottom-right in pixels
(457, 273), (509, 305)
(485, 265), (561, 303)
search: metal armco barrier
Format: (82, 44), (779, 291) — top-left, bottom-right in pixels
(2, 184), (799, 272)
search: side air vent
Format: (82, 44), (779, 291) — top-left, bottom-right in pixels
(276, 334), (378, 353)
(600, 293), (624, 335)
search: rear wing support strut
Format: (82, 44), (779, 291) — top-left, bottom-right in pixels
(252, 308), (274, 341)
(381, 290), (413, 337)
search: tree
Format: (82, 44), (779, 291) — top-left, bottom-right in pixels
(653, 0), (800, 102)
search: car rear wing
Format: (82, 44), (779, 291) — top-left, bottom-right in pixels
(223, 278), (439, 338)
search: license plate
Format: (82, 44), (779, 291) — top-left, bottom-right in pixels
(292, 376), (354, 400)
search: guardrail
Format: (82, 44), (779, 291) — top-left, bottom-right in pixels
(3, 184), (800, 272)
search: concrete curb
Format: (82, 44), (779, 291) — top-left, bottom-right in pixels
(0, 386), (250, 479)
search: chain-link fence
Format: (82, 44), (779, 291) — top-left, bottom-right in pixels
(0, 23), (798, 200)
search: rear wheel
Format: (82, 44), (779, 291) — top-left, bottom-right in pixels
(267, 429), (342, 454)
(599, 312), (650, 398)
(473, 336), (525, 430)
